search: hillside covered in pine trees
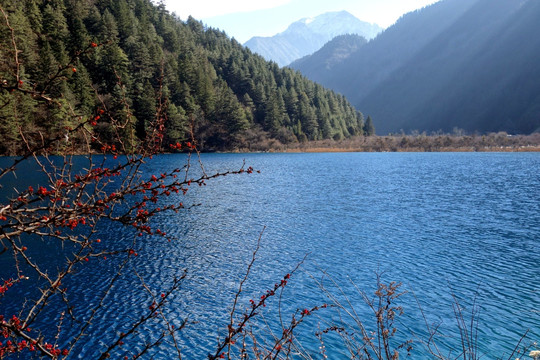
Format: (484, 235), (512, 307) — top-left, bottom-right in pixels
(0, 0), (367, 155)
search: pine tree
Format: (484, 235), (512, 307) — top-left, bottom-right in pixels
(165, 103), (188, 144)
(364, 115), (376, 136)
(133, 79), (157, 139)
(263, 91), (286, 134)
(298, 92), (318, 140)
(69, 62), (95, 114)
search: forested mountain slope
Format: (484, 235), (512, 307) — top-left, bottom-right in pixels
(293, 0), (540, 135)
(0, 0), (366, 155)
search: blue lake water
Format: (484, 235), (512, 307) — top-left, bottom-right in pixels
(1, 152), (539, 358)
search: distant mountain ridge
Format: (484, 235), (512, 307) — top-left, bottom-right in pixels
(244, 11), (382, 67)
(291, 0), (540, 135)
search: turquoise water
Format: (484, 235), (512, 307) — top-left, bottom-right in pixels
(1, 153), (539, 358)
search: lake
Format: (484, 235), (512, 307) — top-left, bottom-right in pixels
(1, 152), (539, 358)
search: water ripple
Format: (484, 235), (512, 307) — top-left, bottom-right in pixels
(1, 153), (539, 358)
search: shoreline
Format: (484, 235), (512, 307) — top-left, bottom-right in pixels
(275, 146), (540, 153)
(233, 133), (540, 154)
(216, 146), (540, 154)
(3, 147), (539, 157)
(3, 134), (540, 156)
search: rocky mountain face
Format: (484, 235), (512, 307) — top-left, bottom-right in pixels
(244, 11), (381, 67)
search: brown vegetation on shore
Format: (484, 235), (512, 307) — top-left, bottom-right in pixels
(240, 132), (540, 153)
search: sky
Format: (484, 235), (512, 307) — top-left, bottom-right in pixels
(163, 0), (441, 43)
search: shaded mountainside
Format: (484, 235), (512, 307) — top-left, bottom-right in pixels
(292, 0), (477, 100)
(293, 0), (540, 135)
(0, 0), (366, 155)
(244, 11), (381, 67)
(289, 34), (367, 75)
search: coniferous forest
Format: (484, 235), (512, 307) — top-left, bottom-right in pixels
(0, 0), (367, 155)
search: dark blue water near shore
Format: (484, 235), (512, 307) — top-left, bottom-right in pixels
(1, 152), (539, 358)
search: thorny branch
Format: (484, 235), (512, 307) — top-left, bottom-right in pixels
(0, 7), (256, 359)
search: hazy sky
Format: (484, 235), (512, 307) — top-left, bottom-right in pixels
(163, 0), (441, 43)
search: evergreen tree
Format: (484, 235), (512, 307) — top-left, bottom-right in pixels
(133, 79), (157, 139)
(165, 103), (188, 143)
(42, 3), (69, 64)
(298, 92), (318, 140)
(263, 91), (286, 134)
(364, 115), (376, 136)
(69, 61), (95, 114)
(24, 0), (43, 33)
